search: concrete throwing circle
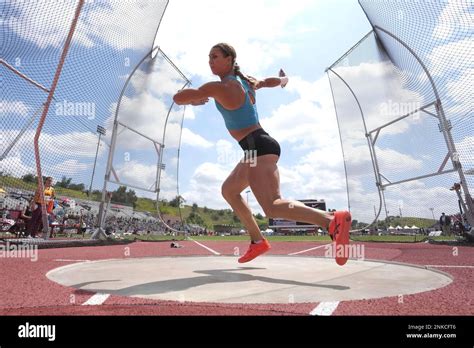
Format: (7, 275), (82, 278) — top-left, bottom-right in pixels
(47, 256), (452, 304)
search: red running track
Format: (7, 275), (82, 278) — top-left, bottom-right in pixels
(0, 240), (472, 316)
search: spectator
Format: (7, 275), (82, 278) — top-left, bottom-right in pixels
(26, 177), (55, 238)
(17, 202), (33, 236)
(439, 213), (451, 236)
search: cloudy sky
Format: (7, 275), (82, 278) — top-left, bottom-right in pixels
(151, 0), (372, 214)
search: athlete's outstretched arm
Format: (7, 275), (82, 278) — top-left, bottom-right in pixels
(255, 69), (289, 90)
(173, 82), (226, 106)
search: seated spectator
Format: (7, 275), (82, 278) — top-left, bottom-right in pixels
(12, 203), (33, 237)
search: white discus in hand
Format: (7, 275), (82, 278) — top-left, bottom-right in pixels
(279, 69), (288, 88)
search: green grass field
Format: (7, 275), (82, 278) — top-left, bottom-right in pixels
(350, 235), (458, 243)
(0, 232), (460, 244)
(124, 234), (332, 242)
(123, 234), (459, 243)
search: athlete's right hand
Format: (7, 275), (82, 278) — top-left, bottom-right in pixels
(191, 98), (209, 106)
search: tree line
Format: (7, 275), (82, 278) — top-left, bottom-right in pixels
(20, 174), (138, 207)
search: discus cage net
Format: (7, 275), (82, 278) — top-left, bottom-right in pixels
(1, 0), (190, 242)
(327, 0), (473, 233)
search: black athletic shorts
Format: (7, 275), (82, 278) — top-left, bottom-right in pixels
(238, 128), (281, 162)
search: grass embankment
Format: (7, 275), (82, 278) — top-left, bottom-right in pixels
(1, 175), (265, 229)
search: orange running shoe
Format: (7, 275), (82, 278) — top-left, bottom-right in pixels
(328, 211), (352, 266)
(238, 239), (271, 263)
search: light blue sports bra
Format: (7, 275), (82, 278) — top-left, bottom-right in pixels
(214, 75), (259, 130)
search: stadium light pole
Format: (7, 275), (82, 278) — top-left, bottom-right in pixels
(88, 125), (106, 197)
(429, 207), (435, 220)
(245, 189), (251, 205)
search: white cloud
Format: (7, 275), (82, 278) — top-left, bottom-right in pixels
(156, 0), (315, 79)
(426, 38), (473, 77)
(44, 131), (106, 158)
(1, 129), (106, 159)
(445, 67), (474, 117)
(106, 96), (182, 150)
(330, 61), (425, 137)
(129, 63), (186, 99)
(182, 144), (349, 214)
(107, 94), (171, 148)
(376, 147), (424, 174)
(115, 160), (156, 189)
(347, 179), (448, 225)
(180, 128), (214, 149)
(344, 177), (382, 224)
(384, 179), (463, 219)
(263, 75), (341, 151)
(432, 1), (474, 40)
(0, 153), (35, 177)
(280, 151), (348, 209)
(456, 136), (474, 167)
(51, 159), (89, 175)
(111, 159), (177, 200)
(6, 0), (165, 51)
(6, 1), (81, 50)
(105, 60), (208, 151)
(183, 106), (195, 120)
(0, 101), (30, 117)
(181, 162), (230, 209)
(107, 104), (211, 151)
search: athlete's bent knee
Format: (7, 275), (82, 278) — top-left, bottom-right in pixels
(262, 205), (277, 219)
(221, 183), (239, 202)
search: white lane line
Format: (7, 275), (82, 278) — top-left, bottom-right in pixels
(310, 301), (340, 316)
(288, 243), (332, 256)
(426, 265), (474, 268)
(54, 259), (90, 262)
(188, 238), (221, 255)
(82, 293), (110, 306)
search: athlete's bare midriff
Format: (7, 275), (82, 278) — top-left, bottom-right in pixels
(229, 123), (263, 142)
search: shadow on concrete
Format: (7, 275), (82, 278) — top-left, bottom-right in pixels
(72, 266), (350, 296)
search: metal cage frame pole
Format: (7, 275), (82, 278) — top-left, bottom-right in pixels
(1, 104), (45, 161)
(0, 59), (51, 94)
(33, 0), (85, 239)
(327, 67), (387, 228)
(155, 74), (191, 237)
(93, 47), (190, 239)
(326, 73), (352, 215)
(92, 47), (157, 239)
